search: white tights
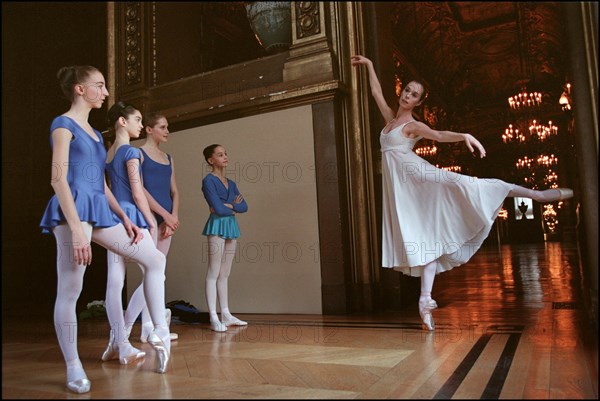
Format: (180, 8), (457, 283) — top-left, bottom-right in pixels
(53, 223), (169, 384)
(206, 235), (237, 322)
(420, 260), (437, 303)
(123, 228), (172, 333)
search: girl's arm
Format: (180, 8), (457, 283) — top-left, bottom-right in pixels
(351, 55), (396, 123)
(104, 179), (143, 243)
(141, 157), (180, 232)
(231, 182), (248, 213)
(127, 155), (157, 237)
(202, 178), (234, 216)
(50, 128), (91, 265)
(407, 121), (487, 158)
(169, 157), (180, 224)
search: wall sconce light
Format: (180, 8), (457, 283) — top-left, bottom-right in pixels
(559, 83), (572, 111)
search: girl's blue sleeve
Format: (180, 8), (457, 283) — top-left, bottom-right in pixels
(231, 181), (248, 213)
(202, 177), (234, 216)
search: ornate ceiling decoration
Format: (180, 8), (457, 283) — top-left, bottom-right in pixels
(391, 2), (568, 122)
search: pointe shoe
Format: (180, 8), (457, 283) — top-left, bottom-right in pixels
(140, 322), (153, 343)
(419, 299), (437, 331)
(141, 309), (177, 343)
(119, 345), (146, 365)
(101, 329), (118, 362)
(66, 378), (91, 394)
(210, 320), (227, 332)
(150, 330), (170, 374)
(147, 331), (178, 345)
(164, 308), (179, 341)
(221, 315), (248, 326)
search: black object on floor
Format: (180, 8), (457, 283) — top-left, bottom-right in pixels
(166, 300), (210, 323)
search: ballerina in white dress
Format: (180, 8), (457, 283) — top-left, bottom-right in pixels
(351, 55), (573, 330)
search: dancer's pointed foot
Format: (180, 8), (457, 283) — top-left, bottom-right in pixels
(419, 299), (437, 331)
(101, 329), (118, 361)
(150, 329), (170, 373)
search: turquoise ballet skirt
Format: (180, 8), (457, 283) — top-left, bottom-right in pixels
(202, 214), (240, 239)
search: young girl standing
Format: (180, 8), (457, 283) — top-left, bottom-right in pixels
(39, 66), (169, 394)
(201, 144), (248, 332)
(100, 101), (172, 373)
(123, 112), (180, 343)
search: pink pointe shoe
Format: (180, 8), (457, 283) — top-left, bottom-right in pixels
(150, 330), (170, 374)
(419, 299), (438, 331)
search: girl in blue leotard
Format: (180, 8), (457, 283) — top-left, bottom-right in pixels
(201, 144), (249, 332)
(123, 112), (180, 343)
(100, 102), (172, 373)
(39, 67), (169, 394)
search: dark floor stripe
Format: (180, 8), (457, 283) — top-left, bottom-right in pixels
(433, 333), (493, 399)
(480, 333), (521, 399)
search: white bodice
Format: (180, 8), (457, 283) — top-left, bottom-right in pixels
(380, 120), (422, 153)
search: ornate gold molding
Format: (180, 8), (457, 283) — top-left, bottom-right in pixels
(295, 2), (321, 39)
(284, 2), (334, 82)
(124, 2), (142, 86)
(340, 3), (380, 286)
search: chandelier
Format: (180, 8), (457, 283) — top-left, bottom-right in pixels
(436, 164), (462, 173)
(503, 120), (558, 143)
(508, 89), (543, 110)
(415, 145), (437, 157)
(516, 154), (558, 169)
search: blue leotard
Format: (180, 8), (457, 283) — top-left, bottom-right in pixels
(139, 147), (173, 226)
(40, 116), (120, 233)
(105, 145), (148, 228)
(201, 174), (248, 239)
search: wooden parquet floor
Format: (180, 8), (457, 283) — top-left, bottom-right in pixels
(2, 242), (598, 399)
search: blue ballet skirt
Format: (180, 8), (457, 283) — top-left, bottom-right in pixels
(40, 116), (121, 233)
(202, 214), (240, 239)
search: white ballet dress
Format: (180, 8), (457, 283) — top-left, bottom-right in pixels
(380, 120), (513, 276)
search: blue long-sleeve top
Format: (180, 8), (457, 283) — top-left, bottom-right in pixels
(201, 174), (248, 216)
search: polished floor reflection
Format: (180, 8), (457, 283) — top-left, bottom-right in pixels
(2, 242), (597, 399)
